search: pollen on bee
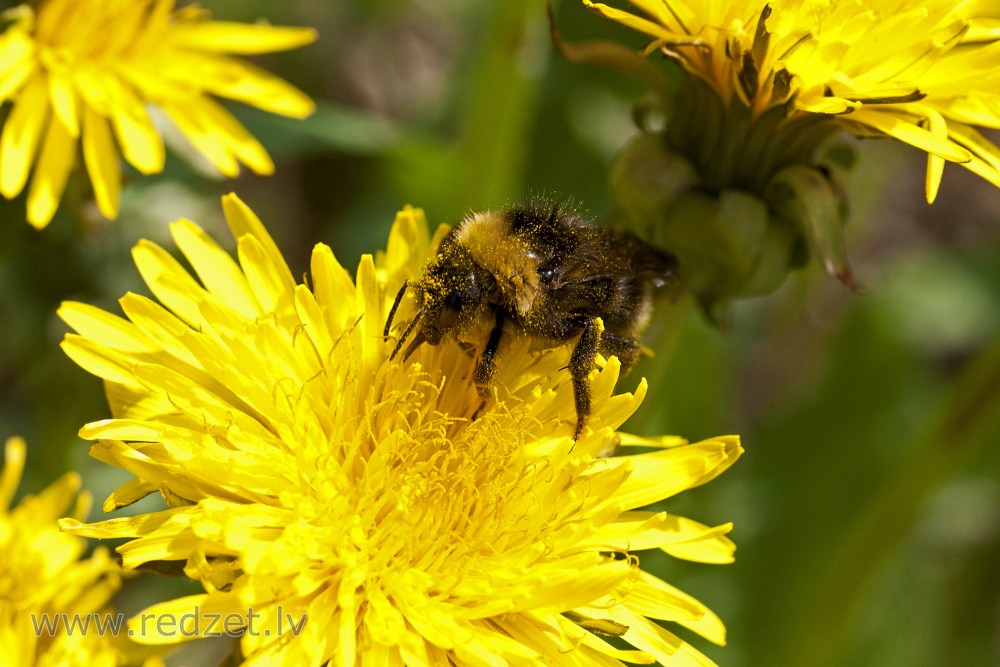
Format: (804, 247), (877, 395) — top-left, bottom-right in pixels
(456, 211), (542, 316)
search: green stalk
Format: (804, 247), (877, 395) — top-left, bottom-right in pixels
(783, 330), (1000, 666)
(456, 0), (548, 209)
(626, 294), (699, 436)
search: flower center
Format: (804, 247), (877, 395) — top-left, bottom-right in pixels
(292, 340), (569, 603)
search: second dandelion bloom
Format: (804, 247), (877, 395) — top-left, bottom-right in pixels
(0, 0), (316, 228)
(579, 0), (1000, 318)
(59, 195), (742, 665)
(586, 0), (1000, 198)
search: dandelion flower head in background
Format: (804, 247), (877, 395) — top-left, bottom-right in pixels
(585, 0), (1000, 202)
(59, 194), (743, 665)
(0, 0), (316, 228)
(574, 0), (1000, 319)
(0, 437), (132, 666)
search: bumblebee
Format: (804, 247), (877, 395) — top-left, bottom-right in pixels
(384, 201), (676, 438)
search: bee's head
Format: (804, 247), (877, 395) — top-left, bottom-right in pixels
(418, 247), (492, 344)
(385, 241), (494, 360)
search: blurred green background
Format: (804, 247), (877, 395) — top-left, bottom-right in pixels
(1, 1), (998, 665)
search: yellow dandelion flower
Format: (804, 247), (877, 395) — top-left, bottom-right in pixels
(58, 194), (742, 665)
(585, 0), (1000, 203)
(1, 436), (128, 665)
(0, 0), (316, 228)
(567, 0), (1000, 317)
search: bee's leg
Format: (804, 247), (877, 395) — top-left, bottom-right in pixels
(598, 332), (641, 375)
(473, 309), (506, 398)
(570, 318), (600, 439)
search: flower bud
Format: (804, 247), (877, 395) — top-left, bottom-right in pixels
(609, 76), (858, 321)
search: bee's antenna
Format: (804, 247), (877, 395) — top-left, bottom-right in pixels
(390, 308), (423, 360)
(384, 280), (409, 339)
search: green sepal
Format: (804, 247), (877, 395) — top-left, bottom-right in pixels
(610, 132), (700, 235)
(739, 216), (800, 296)
(766, 164), (859, 292)
(653, 188), (775, 322)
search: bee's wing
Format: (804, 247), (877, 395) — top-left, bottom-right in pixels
(562, 228), (676, 283)
(544, 265), (629, 316)
(537, 229), (674, 317)
(607, 229), (677, 282)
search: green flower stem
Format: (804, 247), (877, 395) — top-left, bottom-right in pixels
(627, 294), (698, 435)
(457, 0), (547, 208)
(785, 330), (1000, 666)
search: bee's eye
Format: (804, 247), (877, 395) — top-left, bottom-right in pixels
(440, 290), (462, 326)
(539, 268), (555, 283)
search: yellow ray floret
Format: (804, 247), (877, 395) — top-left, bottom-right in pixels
(0, 0), (316, 228)
(60, 194), (743, 665)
